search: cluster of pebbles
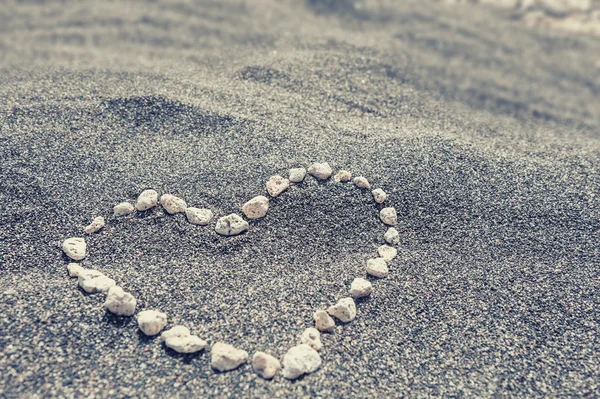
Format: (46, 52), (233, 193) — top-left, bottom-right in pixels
(61, 162), (400, 380)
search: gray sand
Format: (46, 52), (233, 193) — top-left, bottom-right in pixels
(1, 0), (600, 397)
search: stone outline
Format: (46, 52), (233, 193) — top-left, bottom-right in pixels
(62, 162), (399, 380)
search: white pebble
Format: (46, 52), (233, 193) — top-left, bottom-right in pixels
(84, 216), (105, 234)
(349, 277), (372, 298)
(137, 310), (168, 336)
(327, 297), (356, 323)
(366, 258), (389, 278)
(160, 194), (187, 214)
(162, 326), (207, 354)
(380, 207), (397, 226)
(136, 189), (159, 211)
(215, 214), (249, 236)
(300, 327), (323, 351)
(308, 162), (333, 180)
(252, 351), (281, 379)
(66, 263), (85, 277)
(104, 286), (136, 316)
(282, 344), (322, 380)
(313, 310), (335, 332)
(185, 207), (213, 225)
(384, 227), (400, 245)
(211, 342), (249, 372)
(62, 237), (86, 260)
(378, 245), (397, 261)
(113, 202), (134, 216)
(242, 196), (269, 219)
(289, 168), (307, 183)
(78, 270), (116, 294)
(266, 175), (290, 197)
(333, 170), (352, 182)
(372, 188), (387, 204)
(353, 176), (370, 189)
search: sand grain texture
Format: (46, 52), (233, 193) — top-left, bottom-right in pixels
(1, 0), (600, 397)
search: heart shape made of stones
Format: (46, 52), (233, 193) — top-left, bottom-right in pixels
(61, 162), (400, 380)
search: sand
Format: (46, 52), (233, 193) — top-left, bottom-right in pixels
(1, 0), (600, 397)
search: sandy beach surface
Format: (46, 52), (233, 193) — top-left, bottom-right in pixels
(1, 0), (600, 397)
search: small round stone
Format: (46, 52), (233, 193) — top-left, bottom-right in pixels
(378, 245), (397, 261)
(137, 310), (168, 336)
(136, 189), (159, 211)
(211, 342), (249, 372)
(384, 227), (400, 245)
(252, 351), (281, 379)
(160, 194), (187, 214)
(380, 207), (397, 226)
(266, 175), (290, 197)
(66, 263), (85, 278)
(215, 214), (249, 236)
(161, 326), (207, 354)
(349, 277), (373, 298)
(104, 286), (136, 316)
(313, 310), (335, 332)
(84, 216), (105, 234)
(308, 162), (333, 180)
(289, 168), (307, 183)
(282, 344), (322, 380)
(113, 202), (134, 216)
(333, 170), (352, 182)
(78, 270), (116, 294)
(372, 188), (387, 204)
(353, 176), (371, 189)
(366, 258), (389, 278)
(62, 237), (86, 260)
(185, 207), (213, 225)
(300, 327), (323, 351)
(242, 196), (269, 219)
(327, 297), (357, 323)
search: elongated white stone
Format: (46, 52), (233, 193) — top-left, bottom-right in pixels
(215, 214), (249, 236)
(353, 176), (370, 189)
(114, 202), (134, 216)
(160, 194), (187, 214)
(380, 207), (397, 226)
(333, 170), (352, 182)
(289, 168), (306, 183)
(62, 237), (86, 260)
(384, 227), (400, 245)
(67, 263), (85, 277)
(137, 310), (168, 336)
(84, 217), (105, 234)
(313, 310), (335, 332)
(242, 196), (269, 219)
(377, 245), (397, 261)
(162, 326), (207, 353)
(185, 207), (213, 225)
(253, 351), (281, 379)
(104, 286), (136, 316)
(308, 163), (332, 180)
(366, 258), (389, 278)
(211, 342), (249, 372)
(327, 297), (356, 323)
(78, 270), (116, 294)
(266, 175), (290, 197)
(349, 277), (372, 298)
(282, 344), (322, 380)
(300, 327), (322, 351)
(372, 188), (387, 204)
(136, 189), (159, 211)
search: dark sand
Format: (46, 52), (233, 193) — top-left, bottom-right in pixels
(1, 0), (600, 397)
